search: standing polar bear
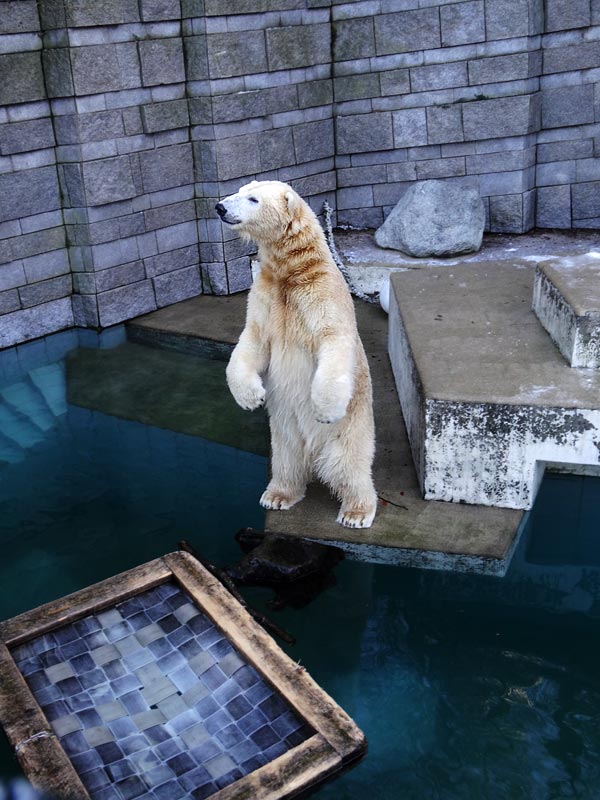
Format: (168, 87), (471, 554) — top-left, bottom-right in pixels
(216, 180), (377, 529)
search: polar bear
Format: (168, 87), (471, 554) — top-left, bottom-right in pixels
(216, 180), (377, 529)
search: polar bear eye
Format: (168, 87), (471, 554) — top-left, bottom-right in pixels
(248, 196), (259, 204)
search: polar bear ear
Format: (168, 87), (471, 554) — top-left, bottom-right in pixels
(285, 190), (303, 234)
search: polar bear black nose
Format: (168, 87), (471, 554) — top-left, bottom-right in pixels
(215, 202), (226, 218)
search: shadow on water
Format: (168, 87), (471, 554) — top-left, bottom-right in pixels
(1, 329), (600, 799)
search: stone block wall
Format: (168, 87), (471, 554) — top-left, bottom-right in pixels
(1, 0), (600, 347)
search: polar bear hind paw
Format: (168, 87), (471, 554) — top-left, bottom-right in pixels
(337, 506), (376, 529)
(260, 488), (304, 511)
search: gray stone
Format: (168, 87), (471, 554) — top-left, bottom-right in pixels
(66, 0), (139, 25)
(19, 275), (72, 308)
(374, 8), (440, 56)
(78, 110), (125, 143)
(201, 262), (228, 295)
(334, 73), (380, 102)
(536, 184), (572, 227)
(82, 156), (137, 206)
(0, 297), (74, 348)
(468, 51), (540, 85)
(0, 1), (39, 33)
(298, 79), (333, 109)
(0, 52), (45, 105)
(153, 264), (201, 307)
(22, 248), (70, 282)
(97, 280), (156, 327)
(374, 180), (485, 257)
(542, 84), (594, 129)
(462, 94), (540, 141)
(336, 112), (393, 154)
(0, 118), (55, 156)
(410, 62), (468, 93)
(42, 48), (74, 99)
(0, 166), (61, 222)
(545, 0), (590, 31)
(537, 139), (594, 163)
(266, 23), (330, 70)
(440, 1), (485, 46)
(140, 0), (181, 20)
(184, 34), (209, 81)
(426, 105), (464, 144)
(572, 181), (600, 219)
(0, 289), (20, 314)
(259, 128), (295, 171)
(139, 38), (185, 86)
(293, 119), (334, 163)
(543, 41), (600, 74)
(488, 194), (525, 233)
(263, 85), (298, 116)
(142, 99), (189, 133)
(211, 91), (265, 124)
(485, 0), (543, 38)
(333, 17), (375, 62)
(70, 44), (141, 95)
(0, 262), (26, 291)
(144, 244), (199, 277)
(215, 134), (259, 181)
(139, 143), (194, 193)
(393, 109), (427, 148)
(95, 261), (146, 292)
(416, 156), (466, 180)
(379, 69), (410, 97)
(144, 200), (195, 232)
(207, 31), (267, 79)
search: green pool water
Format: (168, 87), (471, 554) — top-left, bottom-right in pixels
(1, 329), (599, 799)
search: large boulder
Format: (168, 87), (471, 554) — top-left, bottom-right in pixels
(374, 180), (485, 257)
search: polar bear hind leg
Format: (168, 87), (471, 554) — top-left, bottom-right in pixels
(260, 413), (310, 511)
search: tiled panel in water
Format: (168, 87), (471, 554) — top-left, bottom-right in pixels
(11, 582), (312, 800)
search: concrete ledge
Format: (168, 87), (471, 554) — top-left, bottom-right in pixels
(533, 259), (600, 369)
(389, 262), (600, 510)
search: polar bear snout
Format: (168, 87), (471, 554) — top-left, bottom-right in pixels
(215, 202), (226, 218)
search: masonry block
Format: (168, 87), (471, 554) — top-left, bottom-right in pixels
(259, 128), (295, 170)
(393, 109), (428, 148)
(543, 41), (600, 74)
(0, 297), (74, 348)
(537, 139), (594, 163)
(65, 0), (139, 26)
(207, 31), (267, 79)
(264, 85), (298, 116)
(572, 181), (600, 219)
(545, 0), (591, 31)
(211, 91), (265, 124)
(480, 168), (534, 196)
(0, 1), (40, 34)
(336, 112), (393, 154)
(542, 84), (595, 129)
(19, 274), (72, 308)
(42, 48), (75, 99)
(142, 100), (190, 133)
(0, 52), (45, 105)
(536, 160), (577, 187)
(139, 143), (194, 193)
(380, 69), (410, 97)
(410, 62), (468, 93)
(94, 261), (146, 292)
(440, 1), (485, 46)
(153, 264), (202, 307)
(468, 51), (540, 85)
(267, 24), (331, 70)
(0, 290), (19, 314)
(293, 119), (334, 163)
(488, 193), (524, 232)
(97, 280), (156, 326)
(536, 184), (571, 227)
(462, 94), (541, 141)
(0, 119), (55, 156)
(216, 135), (259, 181)
(333, 17), (375, 62)
(70, 44), (141, 95)
(82, 156), (137, 206)
(485, 0), (543, 39)
(0, 262), (26, 292)
(139, 38), (185, 87)
(0, 166), (61, 222)
(375, 8), (440, 55)
(140, 0), (181, 21)
(425, 105), (465, 146)
(144, 244), (199, 277)
(334, 74), (380, 102)
(184, 34), (209, 81)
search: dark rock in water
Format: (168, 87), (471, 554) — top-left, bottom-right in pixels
(226, 529), (344, 609)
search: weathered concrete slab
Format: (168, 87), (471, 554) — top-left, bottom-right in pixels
(533, 256), (600, 369)
(389, 261), (600, 511)
(130, 294), (523, 575)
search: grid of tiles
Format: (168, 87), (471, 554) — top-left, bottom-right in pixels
(11, 582), (312, 800)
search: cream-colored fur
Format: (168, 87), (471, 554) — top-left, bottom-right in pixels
(216, 180), (377, 528)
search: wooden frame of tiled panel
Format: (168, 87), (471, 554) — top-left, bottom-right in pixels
(0, 551), (366, 800)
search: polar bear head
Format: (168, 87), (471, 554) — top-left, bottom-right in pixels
(215, 180), (308, 241)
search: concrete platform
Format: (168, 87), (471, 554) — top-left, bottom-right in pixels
(389, 261), (600, 511)
(533, 256), (600, 369)
(128, 293), (523, 576)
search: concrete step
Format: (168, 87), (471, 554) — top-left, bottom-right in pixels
(533, 257), (600, 369)
(388, 261), (600, 511)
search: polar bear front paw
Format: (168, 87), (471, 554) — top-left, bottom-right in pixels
(227, 376), (266, 411)
(260, 487), (304, 511)
(311, 375), (352, 424)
